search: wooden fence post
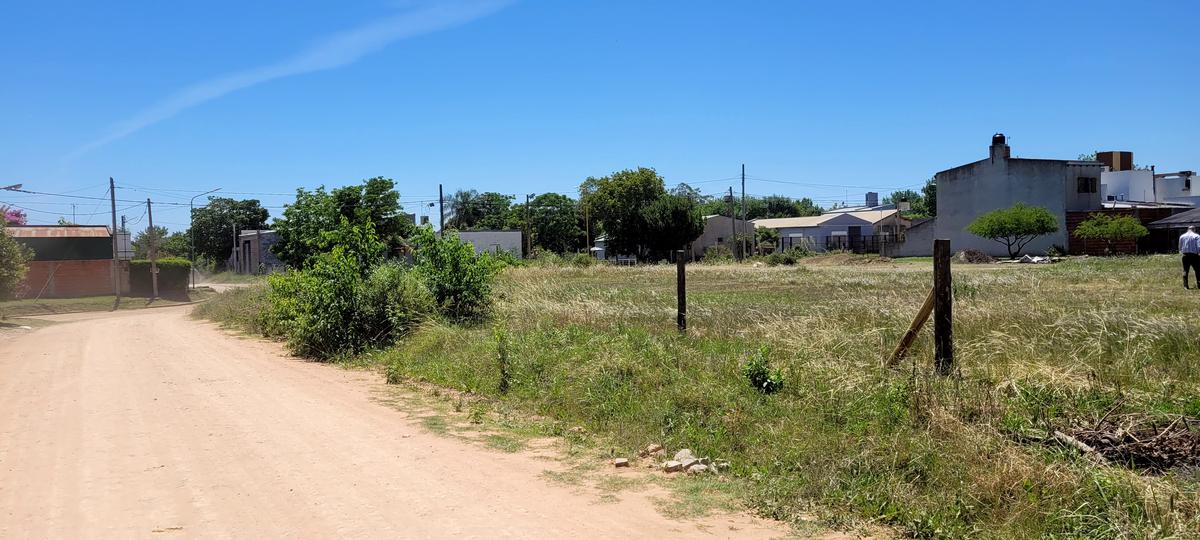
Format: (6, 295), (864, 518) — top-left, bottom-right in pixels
(676, 249), (686, 332)
(933, 239), (954, 375)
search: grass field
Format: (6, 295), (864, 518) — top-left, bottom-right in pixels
(202, 255), (1200, 537)
(1, 289), (215, 318)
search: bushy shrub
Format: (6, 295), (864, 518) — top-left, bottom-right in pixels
(358, 261), (436, 345)
(412, 226), (498, 321)
(764, 247), (811, 266)
(742, 346), (784, 394)
(702, 244), (734, 263)
(270, 247), (365, 359)
(129, 257), (191, 297)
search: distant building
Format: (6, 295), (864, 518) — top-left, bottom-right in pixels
(689, 215), (753, 260)
(754, 195), (908, 254)
(229, 230), (282, 274)
(896, 134), (1104, 257)
(457, 230), (523, 258)
(5, 225), (127, 298)
(1097, 151), (1197, 206)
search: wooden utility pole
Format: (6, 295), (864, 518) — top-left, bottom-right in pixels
(438, 184), (445, 232)
(740, 164), (747, 259)
(933, 239), (954, 375)
(728, 187), (737, 260)
(109, 177), (120, 302)
(525, 193), (533, 257)
(676, 249), (686, 332)
(146, 199), (158, 299)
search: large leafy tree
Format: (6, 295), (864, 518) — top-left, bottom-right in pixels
(920, 178), (936, 217)
(132, 226), (190, 259)
(445, 190), (515, 230)
(0, 220), (33, 308)
(524, 193), (584, 254)
(190, 197), (269, 266)
(698, 193), (823, 219)
(272, 177), (413, 268)
(580, 167), (667, 258)
(1074, 213), (1149, 254)
(642, 193), (704, 258)
(966, 203), (1058, 258)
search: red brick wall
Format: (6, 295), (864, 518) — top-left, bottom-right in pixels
(18, 260), (115, 298)
(1066, 209), (1178, 255)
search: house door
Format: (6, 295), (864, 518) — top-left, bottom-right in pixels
(847, 226), (862, 252)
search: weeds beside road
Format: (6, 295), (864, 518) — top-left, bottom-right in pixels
(199, 255), (1200, 538)
(2, 289), (214, 319)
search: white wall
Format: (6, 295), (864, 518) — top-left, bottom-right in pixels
(934, 155), (1102, 257)
(1101, 169), (1154, 202)
(458, 230), (523, 258)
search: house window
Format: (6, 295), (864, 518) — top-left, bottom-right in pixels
(1076, 177), (1098, 194)
(716, 237), (724, 244)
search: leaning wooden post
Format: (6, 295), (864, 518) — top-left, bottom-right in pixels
(933, 239), (954, 375)
(676, 249), (686, 332)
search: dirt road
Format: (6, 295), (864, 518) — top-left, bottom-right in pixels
(0, 307), (789, 538)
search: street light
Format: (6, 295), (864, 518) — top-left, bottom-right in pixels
(1, 183), (23, 191)
(189, 188), (222, 289)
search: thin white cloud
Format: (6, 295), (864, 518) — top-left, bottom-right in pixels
(67, 0), (509, 160)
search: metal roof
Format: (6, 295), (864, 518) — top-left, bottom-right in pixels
(4, 225), (111, 238)
(753, 209), (899, 229)
(1148, 207), (1200, 229)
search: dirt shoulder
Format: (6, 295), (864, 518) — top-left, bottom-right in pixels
(0, 306), (803, 538)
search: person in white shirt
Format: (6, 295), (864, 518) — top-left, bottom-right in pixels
(1181, 226), (1200, 289)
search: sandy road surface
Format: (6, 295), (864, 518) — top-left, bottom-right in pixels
(0, 307), (791, 538)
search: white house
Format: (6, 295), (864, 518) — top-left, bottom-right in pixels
(754, 204), (907, 254)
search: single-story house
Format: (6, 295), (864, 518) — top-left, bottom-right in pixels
(688, 214), (753, 260)
(754, 207), (908, 254)
(5, 225), (131, 298)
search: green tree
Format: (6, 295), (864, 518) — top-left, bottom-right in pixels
(580, 167), (667, 258)
(642, 193), (705, 258)
(525, 193), (583, 254)
(920, 177), (937, 217)
(271, 177), (412, 268)
(0, 220), (34, 310)
(966, 203), (1059, 258)
(190, 197), (269, 267)
(445, 190), (515, 231)
(132, 226), (168, 259)
(161, 232), (190, 258)
(1073, 213), (1149, 255)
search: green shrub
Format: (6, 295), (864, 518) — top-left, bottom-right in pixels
(267, 248), (364, 359)
(129, 257), (191, 297)
(412, 226), (498, 321)
(702, 244), (734, 263)
(742, 346), (784, 394)
(357, 261), (436, 345)
(764, 247), (811, 266)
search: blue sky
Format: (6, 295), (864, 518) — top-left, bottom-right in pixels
(2, 0), (1197, 231)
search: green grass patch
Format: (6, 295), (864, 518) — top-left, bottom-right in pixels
(377, 256), (1200, 538)
(2, 290), (213, 318)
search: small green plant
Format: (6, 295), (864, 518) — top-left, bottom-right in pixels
(741, 346), (784, 394)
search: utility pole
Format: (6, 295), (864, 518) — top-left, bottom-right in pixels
(438, 184), (445, 232)
(728, 187), (737, 261)
(740, 164), (746, 258)
(147, 199), (158, 299)
(109, 178), (120, 302)
(121, 215), (126, 233)
(72, 203), (76, 224)
(232, 223), (239, 273)
(524, 193), (533, 257)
